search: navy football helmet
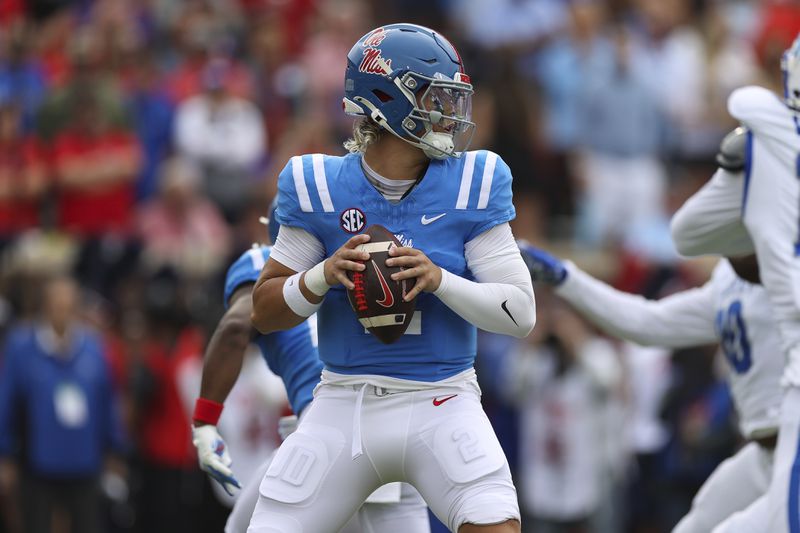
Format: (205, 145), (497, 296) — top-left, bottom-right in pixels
(343, 23), (475, 159)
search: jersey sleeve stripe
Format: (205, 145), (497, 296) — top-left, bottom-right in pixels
(741, 130), (753, 217)
(312, 154), (335, 212)
(476, 151), (497, 209)
(291, 156), (313, 212)
(456, 151), (477, 209)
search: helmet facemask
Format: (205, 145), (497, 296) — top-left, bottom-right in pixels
(783, 35), (800, 112)
(394, 71), (475, 159)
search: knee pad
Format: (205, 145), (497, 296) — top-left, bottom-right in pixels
(259, 423), (345, 505)
(430, 415), (506, 484)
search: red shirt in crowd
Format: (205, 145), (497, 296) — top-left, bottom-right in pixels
(54, 130), (140, 237)
(0, 137), (47, 235)
(139, 327), (204, 468)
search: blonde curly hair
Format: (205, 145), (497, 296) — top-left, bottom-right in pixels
(343, 118), (384, 153)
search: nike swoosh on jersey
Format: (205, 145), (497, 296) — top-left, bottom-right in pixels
(501, 300), (518, 326)
(432, 394), (458, 406)
(421, 213), (447, 225)
(372, 259), (394, 308)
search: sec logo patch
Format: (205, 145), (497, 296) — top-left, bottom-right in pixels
(340, 208), (366, 233)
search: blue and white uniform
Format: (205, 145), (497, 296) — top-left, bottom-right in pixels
(273, 150), (515, 380)
(248, 150), (531, 533)
(669, 85), (800, 533)
(222, 246), (430, 533)
(552, 259), (782, 533)
(223, 246), (321, 416)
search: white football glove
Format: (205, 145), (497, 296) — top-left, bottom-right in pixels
(192, 425), (241, 496)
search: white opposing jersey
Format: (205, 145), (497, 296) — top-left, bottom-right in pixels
(711, 261), (783, 438)
(729, 86), (800, 385)
(556, 260), (783, 437)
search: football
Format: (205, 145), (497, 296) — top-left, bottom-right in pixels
(346, 225), (417, 344)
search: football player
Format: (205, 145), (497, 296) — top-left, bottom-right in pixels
(519, 244), (782, 533)
(669, 33), (800, 533)
(191, 209), (430, 533)
(249, 24), (535, 533)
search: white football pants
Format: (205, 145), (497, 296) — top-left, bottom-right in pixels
(710, 387), (800, 532)
(246, 381), (519, 532)
(671, 441), (773, 533)
(226, 423), (429, 533)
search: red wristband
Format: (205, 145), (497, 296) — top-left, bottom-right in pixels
(193, 398), (224, 425)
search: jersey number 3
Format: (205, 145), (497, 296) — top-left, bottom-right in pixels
(715, 300), (752, 374)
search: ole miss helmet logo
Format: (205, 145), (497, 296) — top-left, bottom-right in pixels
(359, 27), (392, 75)
(363, 27), (389, 47)
(340, 208), (366, 233)
(359, 48), (392, 75)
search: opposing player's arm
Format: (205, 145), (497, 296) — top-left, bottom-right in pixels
(557, 263), (718, 347)
(670, 128), (754, 257)
(430, 223), (536, 338)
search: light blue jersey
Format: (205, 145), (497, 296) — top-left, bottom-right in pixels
(275, 150), (515, 381)
(224, 246), (322, 415)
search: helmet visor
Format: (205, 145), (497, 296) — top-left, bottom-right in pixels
(419, 83), (475, 154)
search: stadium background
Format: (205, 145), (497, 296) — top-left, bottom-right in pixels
(0, 0), (796, 532)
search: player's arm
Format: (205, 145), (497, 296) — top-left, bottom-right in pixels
(198, 285), (254, 405)
(519, 244), (718, 347)
(670, 127), (754, 257)
(251, 226), (370, 334)
(191, 285), (255, 495)
(389, 223), (536, 338)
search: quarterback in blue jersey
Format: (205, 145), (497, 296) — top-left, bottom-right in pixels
(250, 24), (535, 533)
(191, 221), (430, 533)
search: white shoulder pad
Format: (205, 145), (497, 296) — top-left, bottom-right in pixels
(728, 86), (785, 126)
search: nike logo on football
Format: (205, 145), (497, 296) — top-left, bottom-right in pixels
(421, 213), (446, 225)
(432, 394), (458, 406)
(501, 300), (518, 326)
(372, 259), (394, 308)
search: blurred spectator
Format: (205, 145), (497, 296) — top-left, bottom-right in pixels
(125, 48), (176, 201)
(506, 300), (624, 533)
(450, 0), (566, 51)
(0, 103), (47, 243)
(695, 3), (759, 148)
(574, 23), (670, 256)
(164, 2), (252, 103)
(137, 157), (232, 278)
(52, 89), (141, 237)
(659, 346), (737, 529)
(174, 59), (266, 221)
(129, 270), (208, 533)
(621, 343), (673, 533)
(753, 1), (800, 93)
(633, 0), (707, 157)
(0, 275), (126, 533)
(37, 26), (130, 140)
(0, 24), (48, 133)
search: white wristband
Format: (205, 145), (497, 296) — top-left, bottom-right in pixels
(282, 272), (322, 317)
(304, 261), (331, 297)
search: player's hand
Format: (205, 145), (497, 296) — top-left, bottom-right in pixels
(324, 234), (370, 290)
(517, 241), (567, 286)
(386, 246), (442, 301)
(192, 425), (241, 496)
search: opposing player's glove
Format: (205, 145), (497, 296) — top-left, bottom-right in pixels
(517, 242), (567, 286)
(192, 425), (241, 496)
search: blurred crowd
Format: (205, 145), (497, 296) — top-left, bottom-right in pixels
(0, 0), (797, 532)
